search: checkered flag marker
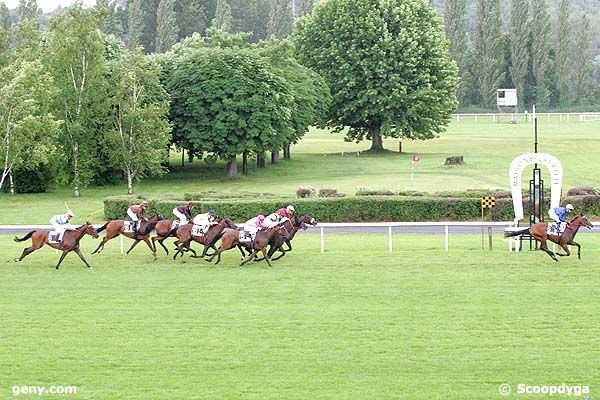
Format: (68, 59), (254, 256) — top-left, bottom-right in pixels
(481, 196), (496, 209)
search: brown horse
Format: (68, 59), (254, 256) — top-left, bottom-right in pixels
(13, 223), (99, 269)
(255, 215), (317, 261)
(207, 225), (289, 267)
(172, 217), (238, 260)
(152, 217), (192, 256)
(91, 213), (163, 258)
(505, 214), (593, 261)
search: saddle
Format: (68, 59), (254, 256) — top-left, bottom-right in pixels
(191, 224), (205, 237)
(171, 220), (181, 230)
(123, 221), (136, 233)
(547, 222), (565, 236)
(239, 230), (252, 243)
(48, 232), (61, 244)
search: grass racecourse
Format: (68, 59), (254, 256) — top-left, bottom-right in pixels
(2, 232), (600, 399)
(2, 116), (600, 223)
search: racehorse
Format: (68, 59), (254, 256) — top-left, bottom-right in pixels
(505, 214), (593, 261)
(171, 217), (238, 260)
(206, 225), (289, 267)
(91, 213), (163, 258)
(151, 217), (192, 256)
(255, 214), (317, 261)
(13, 223), (99, 269)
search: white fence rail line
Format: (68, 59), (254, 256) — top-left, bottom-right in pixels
(4, 222), (599, 255)
(452, 112), (600, 123)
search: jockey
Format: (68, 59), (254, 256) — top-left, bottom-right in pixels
(264, 211), (283, 228)
(548, 203), (574, 234)
(173, 201), (194, 225)
(244, 214), (266, 251)
(127, 200), (149, 232)
(275, 205), (295, 221)
(50, 210), (75, 241)
(192, 210), (218, 235)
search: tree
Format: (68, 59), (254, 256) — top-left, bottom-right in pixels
(45, 6), (108, 197)
(555, 0), (572, 107)
(156, 0), (179, 53)
(0, 61), (60, 194)
(17, 0), (38, 21)
(267, 0), (292, 39)
(0, 3), (11, 67)
(472, 0), (504, 108)
(167, 48), (294, 177)
(444, 0), (471, 106)
(128, 0), (144, 49)
(105, 49), (171, 194)
(573, 14), (593, 105)
(294, 0), (457, 151)
(298, 0), (315, 17)
(509, 0), (529, 108)
(175, 0), (208, 40)
(212, 0), (233, 32)
(530, 0), (551, 106)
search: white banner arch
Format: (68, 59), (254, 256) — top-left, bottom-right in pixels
(509, 153), (563, 224)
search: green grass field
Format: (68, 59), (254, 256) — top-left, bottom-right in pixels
(2, 116), (600, 224)
(2, 232), (600, 399)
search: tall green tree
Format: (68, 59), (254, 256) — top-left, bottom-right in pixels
(105, 48), (171, 194)
(472, 0), (504, 108)
(156, 0), (178, 53)
(530, 0), (551, 106)
(175, 0), (208, 39)
(573, 14), (593, 105)
(294, 0), (457, 151)
(555, 0), (572, 107)
(0, 61), (60, 194)
(128, 0), (144, 49)
(267, 0), (292, 39)
(167, 48), (294, 177)
(509, 0), (529, 108)
(212, 0), (233, 32)
(0, 3), (11, 67)
(298, 0), (315, 17)
(45, 6), (108, 197)
(444, 0), (471, 106)
(17, 0), (38, 21)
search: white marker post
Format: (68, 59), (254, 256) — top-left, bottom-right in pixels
(411, 155), (420, 189)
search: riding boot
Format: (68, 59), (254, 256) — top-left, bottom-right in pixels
(250, 239), (255, 253)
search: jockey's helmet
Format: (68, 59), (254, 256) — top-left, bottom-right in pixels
(141, 200), (148, 207)
(286, 205), (295, 213)
(257, 214), (265, 222)
(66, 210), (75, 218)
(566, 204), (574, 211)
(188, 201), (194, 207)
(208, 209), (216, 216)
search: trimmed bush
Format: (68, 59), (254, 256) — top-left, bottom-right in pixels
(296, 186), (315, 198)
(2, 165), (54, 193)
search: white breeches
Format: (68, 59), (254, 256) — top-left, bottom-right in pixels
(173, 208), (187, 224)
(127, 209), (138, 221)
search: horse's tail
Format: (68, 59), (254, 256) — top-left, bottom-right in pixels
(504, 228), (530, 238)
(96, 222), (109, 233)
(14, 230), (36, 242)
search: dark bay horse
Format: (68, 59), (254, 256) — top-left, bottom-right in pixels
(91, 214), (163, 258)
(505, 214), (593, 261)
(255, 215), (317, 261)
(172, 218), (238, 259)
(14, 223), (99, 269)
(207, 225), (289, 267)
(152, 217), (191, 256)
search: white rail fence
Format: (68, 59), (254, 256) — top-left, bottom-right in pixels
(452, 112), (600, 123)
(4, 222), (599, 254)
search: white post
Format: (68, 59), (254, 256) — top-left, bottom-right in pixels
(320, 226), (324, 254)
(493, 114), (496, 123)
(475, 114), (478, 123)
(388, 225), (392, 253)
(547, 113), (550, 122)
(445, 225), (449, 252)
(567, 114), (570, 123)
(560, 113), (562, 122)
(120, 236), (124, 255)
(456, 114), (459, 122)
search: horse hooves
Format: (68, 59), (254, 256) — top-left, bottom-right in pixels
(88, 266), (94, 270)
(14, 258), (20, 263)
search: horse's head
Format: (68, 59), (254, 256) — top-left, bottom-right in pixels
(85, 222), (99, 239)
(299, 214), (317, 227)
(577, 214), (594, 229)
(151, 213), (164, 222)
(219, 217), (237, 230)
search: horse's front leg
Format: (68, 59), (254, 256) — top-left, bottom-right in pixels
(142, 237), (157, 259)
(126, 239), (141, 255)
(74, 248), (94, 270)
(284, 240), (292, 252)
(569, 240), (582, 260)
(55, 250), (70, 270)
